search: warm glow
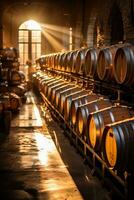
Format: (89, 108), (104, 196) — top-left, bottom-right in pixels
(40, 23), (80, 51)
(42, 29), (65, 51)
(41, 23), (80, 38)
(19, 20), (41, 30)
(35, 132), (55, 165)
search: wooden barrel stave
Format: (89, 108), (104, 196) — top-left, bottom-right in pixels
(69, 93), (101, 125)
(76, 99), (112, 136)
(102, 118), (134, 173)
(114, 45), (134, 86)
(87, 106), (131, 151)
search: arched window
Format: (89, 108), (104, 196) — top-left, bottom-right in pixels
(18, 20), (41, 65)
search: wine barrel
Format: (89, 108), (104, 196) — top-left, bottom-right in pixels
(62, 51), (70, 71)
(54, 54), (60, 69)
(50, 84), (72, 104)
(32, 71), (44, 87)
(38, 76), (49, 91)
(64, 92), (91, 121)
(114, 45), (134, 86)
(50, 83), (70, 104)
(49, 55), (55, 68)
(0, 82), (8, 93)
(45, 56), (49, 67)
(87, 106), (131, 152)
(84, 48), (100, 78)
(2, 47), (18, 59)
(66, 51), (72, 72)
(47, 81), (66, 100)
(9, 93), (21, 111)
(38, 76), (51, 92)
(58, 87), (84, 113)
(46, 79), (64, 98)
(73, 48), (86, 74)
(9, 70), (26, 85)
(68, 50), (78, 73)
(9, 85), (26, 97)
(43, 77), (61, 96)
(97, 44), (123, 82)
(0, 93), (11, 110)
(45, 55), (49, 67)
(1, 68), (10, 81)
(70, 93), (103, 126)
(55, 84), (76, 110)
(36, 56), (46, 69)
(53, 54), (57, 69)
(76, 99), (112, 136)
(102, 118), (134, 173)
(57, 53), (63, 70)
(60, 52), (67, 71)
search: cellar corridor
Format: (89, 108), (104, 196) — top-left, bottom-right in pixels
(0, 91), (110, 200)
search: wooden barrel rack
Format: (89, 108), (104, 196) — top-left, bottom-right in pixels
(34, 44), (134, 200)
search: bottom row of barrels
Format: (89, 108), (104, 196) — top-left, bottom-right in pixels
(33, 70), (134, 174)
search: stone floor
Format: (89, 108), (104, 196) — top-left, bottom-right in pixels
(0, 91), (110, 200)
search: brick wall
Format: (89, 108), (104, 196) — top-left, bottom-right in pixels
(73, 0), (134, 48)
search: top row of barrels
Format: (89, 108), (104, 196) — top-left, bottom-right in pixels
(36, 43), (134, 87)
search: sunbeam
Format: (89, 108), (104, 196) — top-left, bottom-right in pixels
(42, 30), (66, 52)
(41, 23), (80, 39)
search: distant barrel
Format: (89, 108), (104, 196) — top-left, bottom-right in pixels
(73, 48), (87, 74)
(66, 51), (72, 72)
(54, 54), (60, 69)
(58, 53), (65, 70)
(84, 48), (99, 79)
(68, 50), (78, 73)
(62, 51), (70, 71)
(102, 118), (134, 173)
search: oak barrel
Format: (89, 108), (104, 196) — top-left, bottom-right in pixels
(84, 48), (99, 78)
(76, 99), (112, 136)
(114, 45), (134, 86)
(70, 93), (103, 126)
(97, 44), (123, 82)
(102, 118), (134, 173)
(87, 106), (131, 151)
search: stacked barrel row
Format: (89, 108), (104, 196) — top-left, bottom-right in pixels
(33, 70), (134, 174)
(0, 47), (28, 134)
(0, 47), (28, 102)
(36, 43), (134, 87)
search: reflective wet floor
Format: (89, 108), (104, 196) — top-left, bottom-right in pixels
(0, 91), (110, 200)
